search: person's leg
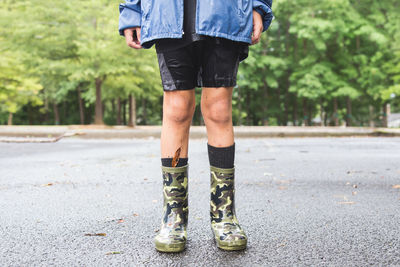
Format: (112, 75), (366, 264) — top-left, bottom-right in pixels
(201, 87), (247, 250)
(155, 89), (195, 253)
(154, 41), (198, 252)
(199, 37), (247, 250)
(161, 89), (196, 161)
(200, 86), (234, 148)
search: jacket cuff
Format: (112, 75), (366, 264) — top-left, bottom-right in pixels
(253, 0), (274, 32)
(118, 4), (142, 36)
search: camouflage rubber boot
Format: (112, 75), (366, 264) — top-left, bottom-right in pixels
(154, 165), (188, 252)
(210, 166), (247, 251)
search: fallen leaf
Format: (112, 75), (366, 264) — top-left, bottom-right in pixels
(133, 213), (139, 217)
(277, 243), (286, 248)
(85, 233), (106, 236)
(392, 185), (400, 189)
(338, 201), (356, 205)
(106, 251), (121, 255)
(41, 183), (53, 187)
(171, 147), (182, 167)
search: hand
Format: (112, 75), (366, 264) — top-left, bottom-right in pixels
(252, 10), (263, 45)
(124, 27), (142, 49)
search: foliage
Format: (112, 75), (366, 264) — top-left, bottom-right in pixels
(0, 0), (399, 126)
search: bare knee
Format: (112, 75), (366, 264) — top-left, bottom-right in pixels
(202, 99), (232, 125)
(164, 94), (196, 124)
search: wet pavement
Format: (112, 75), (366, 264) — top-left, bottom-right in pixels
(0, 137), (399, 266)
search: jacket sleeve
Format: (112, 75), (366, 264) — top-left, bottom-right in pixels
(118, 0), (142, 36)
(253, 0), (274, 32)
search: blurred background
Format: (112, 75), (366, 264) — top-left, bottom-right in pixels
(0, 0), (399, 127)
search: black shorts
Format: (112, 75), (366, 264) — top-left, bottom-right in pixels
(156, 38), (248, 91)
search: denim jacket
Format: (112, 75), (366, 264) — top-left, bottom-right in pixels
(119, 0), (273, 48)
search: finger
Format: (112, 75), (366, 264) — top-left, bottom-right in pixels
(252, 25), (262, 44)
(128, 42), (142, 49)
(136, 27), (141, 44)
(124, 29), (134, 45)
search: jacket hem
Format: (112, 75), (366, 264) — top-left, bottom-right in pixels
(195, 31), (252, 44)
(141, 31), (251, 49)
(141, 33), (184, 48)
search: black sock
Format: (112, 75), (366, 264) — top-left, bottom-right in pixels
(207, 143), (235, 169)
(161, 157), (188, 167)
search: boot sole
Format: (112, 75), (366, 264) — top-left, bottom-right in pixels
(155, 242), (186, 253)
(214, 236), (247, 251)
(216, 241), (247, 251)
(217, 244), (247, 251)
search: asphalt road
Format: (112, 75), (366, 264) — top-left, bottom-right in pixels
(0, 137), (399, 266)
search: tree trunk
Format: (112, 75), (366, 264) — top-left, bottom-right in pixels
(320, 99), (325, 126)
(324, 108), (328, 126)
(123, 100), (127, 125)
(63, 100), (67, 121)
(307, 102), (312, 126)
(94, 77), (104, 125)
(128, 94), (136, 127)
(117, 97), (122, 125)
(293, 95), (298, 126)
(44, 95), (49, 124)
(382, 103), (390, 128)
(53, 102), (60, 125)
(369, 105), (375, 127)
(277, 86), (281, 126)
(333, 98), (339, 126)
(142, 98), (147, 125)
(302, 98), (308, 126)
(262, 82), (269, 126)
(283, 87), (289, 126)
(77, 86), (85, 125)
(346, 96), (352, 127)
(8, 112), (13, 126)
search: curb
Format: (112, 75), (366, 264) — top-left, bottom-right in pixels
(1, 126), (400, 140)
